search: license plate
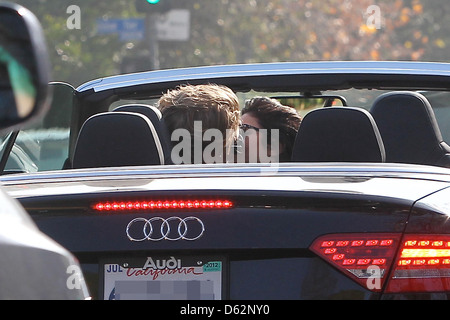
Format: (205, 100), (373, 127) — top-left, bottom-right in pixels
(102, 256), (225, 300)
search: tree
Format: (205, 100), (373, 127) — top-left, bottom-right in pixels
(17, 0), (450, 86)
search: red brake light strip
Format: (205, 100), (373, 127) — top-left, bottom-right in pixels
(93, 199), (233, 212)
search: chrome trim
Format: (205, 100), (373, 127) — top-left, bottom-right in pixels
(126, 217), (205, 242)
(1, 163), (450, 185)
(76, 61), (450, 93)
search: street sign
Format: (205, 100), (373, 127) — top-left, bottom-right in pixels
(118, 18), (145, 41)
(97, 9), (190, 42)
(97, 19), (120, 35)
(156, 9), (190, 41)
(97, 18), (145, 41)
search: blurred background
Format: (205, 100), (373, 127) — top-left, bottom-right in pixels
(16, 0), (450, 86)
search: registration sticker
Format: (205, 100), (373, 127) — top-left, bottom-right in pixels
(102, 256), (224, 300)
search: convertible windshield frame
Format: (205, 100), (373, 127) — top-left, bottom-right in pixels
(77, 61), (450, 98)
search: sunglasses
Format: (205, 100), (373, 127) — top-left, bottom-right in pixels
(240, 123), (261, 132)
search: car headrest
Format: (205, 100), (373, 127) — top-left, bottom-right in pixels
(292, 107), (385, 162)
(72, 112), (166, 169)
(370, 91), (450, 166)
(113, 104), (173, 164)
(113, 104), (163, 123)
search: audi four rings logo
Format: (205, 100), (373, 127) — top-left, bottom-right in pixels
(126, 217), (205, 242)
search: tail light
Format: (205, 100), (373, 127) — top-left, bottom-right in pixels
(310, 233), (401, 292)
(311, 233), (450, 294)
(386, 234), (450, 293)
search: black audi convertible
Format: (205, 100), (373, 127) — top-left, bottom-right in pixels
(1, 61), (450, 300)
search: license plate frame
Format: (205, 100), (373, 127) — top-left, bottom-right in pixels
(100, 255), (227, 300)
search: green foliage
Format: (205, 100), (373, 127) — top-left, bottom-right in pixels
(16, 0), (450, 86)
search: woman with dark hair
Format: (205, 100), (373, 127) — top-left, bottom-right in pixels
(240, 96), (302, 163)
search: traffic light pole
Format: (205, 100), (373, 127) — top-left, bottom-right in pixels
(146, 13), (160, 70)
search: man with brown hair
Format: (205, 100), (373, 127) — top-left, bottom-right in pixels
(158, 84), (240, 164)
